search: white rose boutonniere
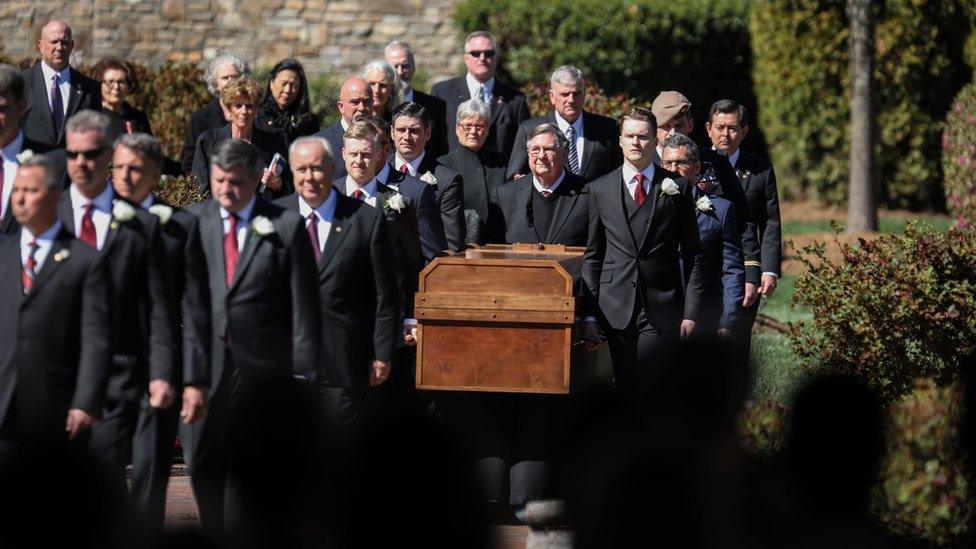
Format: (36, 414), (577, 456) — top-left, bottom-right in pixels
(420, 171), (438, 186)
(148, 204), (174, 225)
(696, 195), (714, 213)
(384, 193), (406, 213)
(112, 199), (137, 223)
(53, 249), (70, 262)
(660, 178), (680, 197)
(16, 149), (34, 163)
(251, 215), (275, 236)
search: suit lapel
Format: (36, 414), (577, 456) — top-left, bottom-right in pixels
(199, 201), (227, 291)
(64, 69), (83, 119)
(545, 180), (576, 244)
(230, 201), (268, 290)
(32, 65), (57, 141)
(613, 169), (641, 254)
(518, 180), (544, 242)
(579, 113), (595, 176)
(319, 195), (352, 272)
(23, 230), (71, 304)
(57, 193), (74, 232)
(637, 171), (665, 254)
(0, 237), (23, 308)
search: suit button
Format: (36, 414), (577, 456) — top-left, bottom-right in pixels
(630, 281), (636, 287)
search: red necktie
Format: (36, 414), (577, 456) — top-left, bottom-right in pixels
(307, 212), (321, 262)
(224, 214), (240, 287)
(633, 173), (647, 207)
(79, 203), (97, 248)
(399, 163), (410, 174)
(22, 240), (38, 294)
(541, 190), (552, 198)
(351, 189), (364, 201)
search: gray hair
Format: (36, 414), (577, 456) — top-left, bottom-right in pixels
(464, 30), (498, 53)
(662, 133), (700, 162)
(211, 139), (260, 178)
(204, 53), (250, 96)
(0, 64), (25, 101)
(360, 59), (400, 112)
(65, 110), (116, 147)
(527, 123), (569, 155)
(115, 132), (164, 171)
(550, 65), (584, 89)
(289, 136), (335, 168)
(384, 40), (415, 62)
(456, 99), (490, 123)
(19, 152), (63, 191)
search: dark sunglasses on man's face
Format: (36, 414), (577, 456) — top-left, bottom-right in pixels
(66, 147), (108, 160)
(466, 49), (496, 59)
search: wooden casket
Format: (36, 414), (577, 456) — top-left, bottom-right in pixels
(414, 244), (613, 394)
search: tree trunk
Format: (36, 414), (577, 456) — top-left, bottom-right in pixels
(846, 0), (878, 232)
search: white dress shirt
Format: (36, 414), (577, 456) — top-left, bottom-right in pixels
(0, 131), (25, 219)
(621, 161), (655, 201)
(40, 62), (71, 118)
(554, 111), (585, 170)
(69, 183), (114, 250)
(344, 176), (379, 208)
(394, 151), (425, 177)
(298, 190), (337, 254)
(466, 74), (495, 103)
(20, 220), (63, 275)
(219, 195), (257, 253)
(532, 171), (565, 195)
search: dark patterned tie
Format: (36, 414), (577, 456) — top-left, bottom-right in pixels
(566, 126), (579, 175)
(22, 240), (38, 294)
(50, 74), (64, 135)
(307, 212), (321, 263)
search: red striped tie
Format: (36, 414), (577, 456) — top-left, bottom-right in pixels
(22, 241), (38, 293)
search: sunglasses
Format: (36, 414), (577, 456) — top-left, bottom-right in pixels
(66, 147), (108, 160)
(466, 49), (496, 59)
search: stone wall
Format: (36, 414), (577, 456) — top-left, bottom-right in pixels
(0, 0), (463, 82)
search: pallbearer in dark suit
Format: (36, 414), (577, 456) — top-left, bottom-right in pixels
(391, 101), (465, 252)
(311, 77), (374, 181)
(0, 153), (110, 453)
(112, 133), (210, 534)
(430, 31), (530, 159)
(661, 134), (745, 336)
(185, 139), (320, 540)
(582, 108), (707, 406)
(20, 20), (101, 151)
(506, 65), (621, 183)
(385, 40), (449, 158)
(275, 136), (398, 428)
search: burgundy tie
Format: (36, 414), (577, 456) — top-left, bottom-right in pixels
(399, 163), (410, 174)
(224, 214), (240, 287)
(351, 189), (364, 201)
(633, 173), (647, 207)
(541, 190), (552, 198)
(307, 212), (321, 262)
(22, 241), (38, 294)
(50, 74), (64, 134)
(79, 203), (97, 248)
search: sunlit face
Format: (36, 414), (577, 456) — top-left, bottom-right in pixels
(657, 114), (693, 144)
(112, 145), (160, 204)
(392, 115), (430, 162)
(0, 92), (26, 146)
(228, 96), (256, 130)
(527, 132), (565, 184)
(291, 141), (334, 208)
(66, 130), (111, 198)
(101, 68), (130, 110)
(619, 119), (656, 168)
(455, 116), (489, 151)
(549, 82), (584, 123)
(214, 64), (242, 94)
(337, 80), (373, 125)
(463, 36), (498, 82)
(364, 69), (393, 116)
(210, 163), (257, 212)
(11, 165), (59, 231)
(706, 112), (749, 154)
(660, 146), (701, 180)
(38, 22), (74, 72)
(342, 138), (378, 184)
(385, 48), (415, 85)
(270, 69), (301, 110)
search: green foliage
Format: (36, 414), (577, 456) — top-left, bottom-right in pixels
(789, 222), (976, 403)
(738, 399), (790, 458)
(750, 0), (973, 209)
(129, 63), (211, 159)
(155, 174), (208, 207)
(519, 81), (649, 120)
(942, 81), (976, 228)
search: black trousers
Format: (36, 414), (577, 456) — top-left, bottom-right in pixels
(89, 397), (141, 489)
(321, 383), (367, 433)
(130, 392), (180, 534)
(604, 307), (678, 408)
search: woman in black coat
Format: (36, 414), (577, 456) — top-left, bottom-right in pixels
(180, 54), (251, 175)
(254, 58), (320, 144)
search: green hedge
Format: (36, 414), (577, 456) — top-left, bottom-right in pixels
(750, 0), (973, 208)
(942, 81), (976, 228)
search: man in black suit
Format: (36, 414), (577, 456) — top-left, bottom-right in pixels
(494, 123), (589, 246)
(391, 101), (465, 252)
(20, 20), (100, 151)
(275, 136), (398, 428)
(0, 152), (110, 454)
(58, 111), (178, 487)
(582, 108), (706, 406)
(506, 65), (621, 183)
(185, 139), (320, 539)
(385, 41), (448, 158)
(112, 133), (210, 533)
(430, 31), (530, 159)
(706, 99), (782, 345)
(312, 77), (373, 181)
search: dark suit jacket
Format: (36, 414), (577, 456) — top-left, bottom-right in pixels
(734, 151), (782, 278)
(104, 102), (152, 137)
(583, 167), (706, 331)
(493, 172), (589, 247)
(192, 124), (293, 201)
(506, 111), (622, 182)
(378, 166), (448, 262)
(187, 198), (320, 390)
(402, 90), (448, 159)
(438, 146), (506, 245)
(687, 193), (744, 333)
(1, 135), (67, 236)
(20, 62), (101, 150)
(58, 192), (178, 398)
(181, 98), (226, 175)
(0, 227), (110, 442)
(415, 153), (465, 252)
(699, 148), (760, 284)
(312, 120), (347, 180)
(430, 76), (530, 160)
(274, 193), (398, 388)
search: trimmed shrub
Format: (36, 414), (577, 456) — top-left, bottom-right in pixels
(942, 81), (976, 228)
(519, 81), (649, 120)
(788, 222), (976, 404)
(750, 0), (973, 208)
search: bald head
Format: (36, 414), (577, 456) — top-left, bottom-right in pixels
(38, 20), (74, 72)
(337, 77), (373, 125)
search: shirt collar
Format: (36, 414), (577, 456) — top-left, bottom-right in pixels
(70, 182), (114, 212)
(466, 73), (495, 99)
(40, 62), (71, 84)
(341, 118), (350, 131)
(395, 151), (425, 175)
(345, 176), (378, 198)
(219, 194), (257, 223)
(1, 131), (25, 162)
(404, 88), (415, 102)
(727, 148), (741, 168)
(139, 195), (154, 209)
(298, 189), (337, 221)
(21, 219), (63, 245)
(375, 163), (392, 186)
(532, 170), (566, 195)
(553, 111), (583, 135)
(622, 161), (655, 185)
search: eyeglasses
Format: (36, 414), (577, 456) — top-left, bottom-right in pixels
(466, 49), (496, 59)
(66, 147), (108, 160)
(528, 146), (559, 157)
(660, 160), (694, 169)
(458, 123), (488, 132)
(102, 80), (129, 89)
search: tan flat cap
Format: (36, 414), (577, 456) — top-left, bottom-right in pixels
(651, 91), (691, 125)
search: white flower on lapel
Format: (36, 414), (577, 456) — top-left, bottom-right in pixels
(54, 249), (70, 262)
(112, 199), (137, 222)
(660, 178), (680, 197)
(16, 149), (34, 163)
(251, 215), (275, 236)
(420, 171), (438, 186)
(148, 204), (173, 225)
(384, 193), (406, 213)
(696, 195), (714, 213)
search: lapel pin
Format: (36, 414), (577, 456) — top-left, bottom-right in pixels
(335, 226), (342, 233)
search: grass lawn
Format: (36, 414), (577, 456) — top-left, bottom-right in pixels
(781, 215), (953, 236)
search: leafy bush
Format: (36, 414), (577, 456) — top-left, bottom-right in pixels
(750, 0), (973, 208)
(519, 81), (649, 120)
(789, 222), (976, 403)
(942, 81), (976, 228)
(127, 62), (210, 159)
(738, 399), (790, 459)
(155, 174), (208, 207)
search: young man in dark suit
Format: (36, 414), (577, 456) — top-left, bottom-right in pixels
(312, 77), (373, 181)
(385, 40), (449, 158)
(431, 30), (530, 159)
(0, 152), (110, 454)
(20, 20), (100, 151)
(275, 136), (398, 428)
(582, 108), (706, 406)
(185, 139), (320, 540)
(506, 65), (621, 183)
